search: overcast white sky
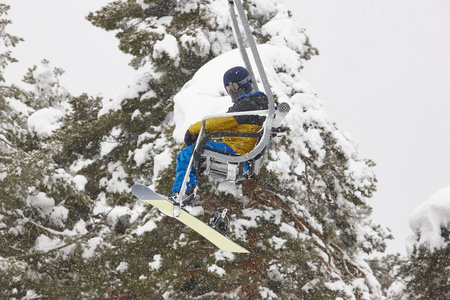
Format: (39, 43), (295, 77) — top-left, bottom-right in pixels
(4, 0), (450, 255)
(4, 0), (136, 99)
(284, 0), (450, 255)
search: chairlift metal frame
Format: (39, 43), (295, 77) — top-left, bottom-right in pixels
(173, 0), (288, 216)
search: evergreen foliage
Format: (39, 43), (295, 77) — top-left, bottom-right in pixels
(0, 4), (22, 82)
(397, 245), (450, 299)
(384, 229), (450, 299)
(5, 1), (448, 299)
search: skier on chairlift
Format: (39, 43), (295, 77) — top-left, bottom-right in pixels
(169, 66), (269, 213)
(131, 0), (288, 249)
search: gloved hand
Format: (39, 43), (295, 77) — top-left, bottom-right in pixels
(184, 130), (198, 146)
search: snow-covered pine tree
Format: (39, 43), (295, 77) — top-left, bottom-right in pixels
(0, 4), (22, 82)
(1, 1), (395, 299)
(386, 187), (450, 299)
(80, 0), (391, 298)
(0, 6), (94, 298)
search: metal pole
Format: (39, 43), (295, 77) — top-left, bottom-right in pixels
(233, 0), (275, 145)
(174, 123), (206, 217)
(233, 0), (275, 116)
(228, 1), (259, 91)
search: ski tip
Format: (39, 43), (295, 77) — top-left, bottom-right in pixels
(131, 184), (146, 199)
(236, 248), (250, 254)
(230, 244), (250, 253)
(219, 241), (249, 253)
(221, 247), (249, 254)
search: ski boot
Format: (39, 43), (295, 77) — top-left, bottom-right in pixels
(208, 209), (229, 236)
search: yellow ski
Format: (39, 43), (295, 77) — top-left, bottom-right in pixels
(132, 184), (249, 253)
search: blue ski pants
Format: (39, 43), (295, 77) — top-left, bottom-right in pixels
(172, 142), (235, 195)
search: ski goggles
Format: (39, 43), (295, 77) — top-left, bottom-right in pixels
(224, 75), (251, 94)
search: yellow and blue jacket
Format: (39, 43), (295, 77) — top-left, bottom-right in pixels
(188, 92), (269, 155)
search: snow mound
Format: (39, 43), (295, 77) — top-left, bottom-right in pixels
(173, 44), (310, 141)
(27, 107), (65, 138)
(406, 185), (450, 253)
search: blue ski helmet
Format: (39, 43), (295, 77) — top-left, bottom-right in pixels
(223, 66), (253, 102)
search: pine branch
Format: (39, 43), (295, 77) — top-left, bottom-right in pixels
(28, 220), (75, 237)
(258, 187), (374, 295)
(1, 195), (127, 262)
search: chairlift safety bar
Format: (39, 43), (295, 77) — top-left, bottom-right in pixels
(197, 109), (269, 163)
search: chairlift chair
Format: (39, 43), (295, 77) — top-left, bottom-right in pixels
(192, 105), (290, 183)
(174, 0), (290, 216)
